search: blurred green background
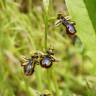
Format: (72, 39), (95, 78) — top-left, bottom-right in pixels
(0, 0), (96, 96)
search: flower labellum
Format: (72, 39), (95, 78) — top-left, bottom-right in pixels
(22, 58), (35, 76)
(40, 56), (52, 68)
(66, 24), (76, 34)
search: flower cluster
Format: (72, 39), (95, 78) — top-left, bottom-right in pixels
(20, 48), (57, 76)
(20, 14), (82, 76)
(55, 13), (82, 45)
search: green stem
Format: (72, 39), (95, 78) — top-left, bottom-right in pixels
(43, 1), (59, 95)
(44, 11), (52, 90)
(44, 13), (48, 51)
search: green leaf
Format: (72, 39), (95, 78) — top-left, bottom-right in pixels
(65, 0), (96, 65)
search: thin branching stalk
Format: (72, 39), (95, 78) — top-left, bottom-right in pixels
(43, 0), (52, 91)
(43, 1), (60, 95)
(44, 12), (51, 90)
(44, 13), (48, 51)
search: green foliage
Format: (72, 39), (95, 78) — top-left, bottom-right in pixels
(65, 0), (96, 73)
(0, 0), (96, 96)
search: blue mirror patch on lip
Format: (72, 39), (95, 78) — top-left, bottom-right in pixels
(40, 55), (53, 68)
(42, 57), (50, 65)
(26, 65), (32, 71)
(24, 64), (32, 75)
(67, 24), (76, 33)
(24, 59), (35, 75)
